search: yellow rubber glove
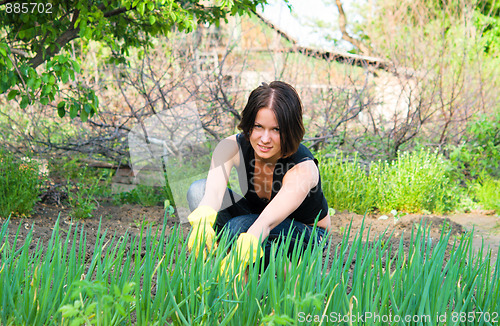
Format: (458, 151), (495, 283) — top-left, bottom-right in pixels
(187, 206), (218, 258)
(187, 205), (217, 226)
(220, 233), (263, 279)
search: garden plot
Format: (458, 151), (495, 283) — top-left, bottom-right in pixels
(1, 202), (498, 325)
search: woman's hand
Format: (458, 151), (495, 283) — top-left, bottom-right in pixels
(219, 233), (262, 279)
(187, 206), (218, 258)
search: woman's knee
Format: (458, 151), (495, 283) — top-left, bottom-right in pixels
(223, 214), (257, 239)
(223, 220), (246, 240)
(186, 179), (206, 211)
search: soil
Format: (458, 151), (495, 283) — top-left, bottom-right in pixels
(1, 198), (499, 266)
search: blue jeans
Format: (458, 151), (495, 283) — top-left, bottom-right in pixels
(187, 179), (328, 267)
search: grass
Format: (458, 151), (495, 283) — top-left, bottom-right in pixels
(0, 216), (498, 325)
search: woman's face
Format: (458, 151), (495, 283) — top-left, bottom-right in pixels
(250, 107), (282, 163)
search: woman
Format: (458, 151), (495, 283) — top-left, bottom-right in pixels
(186, 81), (330, 270)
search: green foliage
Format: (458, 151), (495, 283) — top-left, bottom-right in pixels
(49, 157), (113, 186)
(0, 218), (498, 324)
(448, 112), (500, 181)
(475, 10), (500, 55)
(0, 0), (269, 119)
(48, 157), (87, 181)
(373, 150), (458, 214)
(65, 166), (112, 218)
(477, 0), (500, 16)
(320, 149), (458, 214)
(0, 151), (44, 218)
(113, 184), (170, 207)
(59, 280), (136, 325)
(319, 152), (377, 214)
(453, 188), (480, 214)
(67, 178), (100, 219)
(473, 177), (500, 213)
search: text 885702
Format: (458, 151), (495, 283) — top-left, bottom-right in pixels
(5, 2), (53, 14)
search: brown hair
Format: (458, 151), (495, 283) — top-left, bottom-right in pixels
(237, 81), (305, 158)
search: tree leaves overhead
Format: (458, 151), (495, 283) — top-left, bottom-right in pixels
(0, 0), (269, 119)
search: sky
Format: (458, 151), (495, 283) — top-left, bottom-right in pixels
(258, 0), (365, 51)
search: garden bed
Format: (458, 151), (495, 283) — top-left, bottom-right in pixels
(1, 200), (499, 325)
(2, 200), (499, 266)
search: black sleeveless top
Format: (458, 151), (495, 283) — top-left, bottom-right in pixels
(236, 133), (328, 224)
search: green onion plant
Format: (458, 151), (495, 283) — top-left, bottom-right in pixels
(0, 216), (498, 325)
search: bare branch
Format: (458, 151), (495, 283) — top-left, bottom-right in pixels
(335, 0), (372, 55)
(10, 48), (29, 57)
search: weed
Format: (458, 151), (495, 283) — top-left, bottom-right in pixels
(67, 179), (100, 219)
(113, 184), (169, 207)
(59, 280), (136, 325)
(132, 217), (156, 229)
(66, 168), (109, 219)
(391, 209), (401, 224)
(447, 111), (500, 181)
(455, 189), (480, 213)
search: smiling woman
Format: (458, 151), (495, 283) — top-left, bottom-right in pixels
(186, 81), (331, 272)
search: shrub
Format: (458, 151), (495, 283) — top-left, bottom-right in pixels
(0, 151), (44, 218)
(319, 152), (377, 214)
(373, 149), (458, 214)
(448, 112), (500, 181)
(473, 176), (500, 213)
(67, 179), (100, 219)
(319, 149), (458, 214)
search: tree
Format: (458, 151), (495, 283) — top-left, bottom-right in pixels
(0, 0), (269, 120)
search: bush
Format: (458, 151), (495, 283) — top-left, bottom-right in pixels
(319, 152), (377, 214)
(319, 149), (458, 214)
(448, 112), (500, 181)
(372, 150), (457, 214)
(0, 151), (44, 218)
(473, 176), (500, 213)
(67, 179), (100, 219)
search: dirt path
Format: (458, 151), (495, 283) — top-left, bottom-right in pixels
(446, 212), (500, 263)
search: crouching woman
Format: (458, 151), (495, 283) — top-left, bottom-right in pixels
(186, 81), (331, 271)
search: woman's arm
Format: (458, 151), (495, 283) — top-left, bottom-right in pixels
(198, 135), (240, 212)
(246, 159), (319, 241)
